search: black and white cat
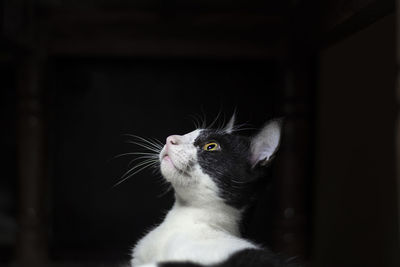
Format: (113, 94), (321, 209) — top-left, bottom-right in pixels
(129, 116), (297, 267)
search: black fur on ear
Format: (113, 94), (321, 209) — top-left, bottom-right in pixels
(249, 118), (283, 168)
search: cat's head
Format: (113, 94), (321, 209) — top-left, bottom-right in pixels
(159, 116), (282, 209)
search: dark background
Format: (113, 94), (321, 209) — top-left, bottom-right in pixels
(0, 1), (399, 267)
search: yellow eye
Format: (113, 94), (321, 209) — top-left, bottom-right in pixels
(203, 142), (219, 151)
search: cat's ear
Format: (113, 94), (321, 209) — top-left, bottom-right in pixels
(250, 119), (282, 168)
(224, 114), (236, 134)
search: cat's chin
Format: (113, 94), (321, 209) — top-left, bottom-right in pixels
(160, 159), (178, 180)
(160, 161), (192, 188)
(160, 155), (176, 173)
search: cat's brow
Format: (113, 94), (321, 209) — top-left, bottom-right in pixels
(194, 130), (225, 145)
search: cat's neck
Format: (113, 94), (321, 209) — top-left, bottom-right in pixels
(167, 194), (243, 236)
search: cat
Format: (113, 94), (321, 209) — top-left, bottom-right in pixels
(127, 115), (298, 267)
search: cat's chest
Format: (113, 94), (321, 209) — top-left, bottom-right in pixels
(131, 213), (256, 267)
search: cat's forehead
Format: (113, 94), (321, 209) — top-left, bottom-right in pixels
(180, 129), (202, 143)
(193, 129), (240, 145)
(182, 128), (245, 146)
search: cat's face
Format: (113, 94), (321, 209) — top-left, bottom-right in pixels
(159, 118), (282, 209)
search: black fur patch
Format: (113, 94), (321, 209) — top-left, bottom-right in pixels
(217, 248), (300, 267)
(158, 248), (299, 267)
(194, 130), (269, 209)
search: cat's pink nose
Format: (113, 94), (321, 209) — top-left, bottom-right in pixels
(166, 135), (181, 145)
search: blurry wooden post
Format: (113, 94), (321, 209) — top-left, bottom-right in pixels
(273, 2), (318, 261)
(396, 0), (400, 247)
(16, 52), (48, 267)
(12, 0), (49, 266)
(274, 60), (315, 260)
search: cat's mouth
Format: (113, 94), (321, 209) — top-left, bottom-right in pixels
(160, 147), (191, 177)
(161, 150), (175, 167)
(161, 151), (188, 175)
(163, 155), (173, 164)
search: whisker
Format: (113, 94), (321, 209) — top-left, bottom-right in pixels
(127, 140), (162, 152)
(207, 110), (222, 129)
(127, 156), (159, 168)
(216, 114), (227, 132)
(157, 183), (173, 198)
(120, 159), (158, 180)
(114, 161), (158, 187)
(126, 141), (162, 153)
(189, 114), (203, 129)
(114, 152), (159, 159)
(137, 136), (164, 149)
(231, 122), (254, 133)
(124, 134), (164, 150)
(151, 138), (164, 147)
(113, 133), (166, 188)
(199, 108), (207, 129)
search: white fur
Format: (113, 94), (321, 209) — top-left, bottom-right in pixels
(131, 130), (258, 267)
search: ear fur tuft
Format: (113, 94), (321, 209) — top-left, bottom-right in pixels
(250, 119), (283, 167)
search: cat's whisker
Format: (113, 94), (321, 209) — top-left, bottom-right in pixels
(128, 140), (162, 152)
(199, 109), (207, 129)
(157, 183), (173, 198)
(216, 115), (226, 133)
(114, 161), (158, 187)
(124, 134), (164, 150)
(122, 161), (157, 178)
(113, 134), (164, 188)
(151, 138), (164, 147)
(127, 156), (159, 168)
(127, 141), (162, 153)
(130, 161), (158, 173)
(189, 114), (203, 130)
(114, 152), (159, 159)
(228, 121), (254, 133)
(232, 127), (255, 132)
(143, 141), (163, 150)
(134, 135), (164, 150)
(209, 166), (250, 188)
(148, 139), (164, 148)
(230, 178), (249, 185)
(120, 159), (158, 180)
(207, 110), (222, 130)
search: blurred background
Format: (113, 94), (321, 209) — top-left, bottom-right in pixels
(0, 0), (399, 266)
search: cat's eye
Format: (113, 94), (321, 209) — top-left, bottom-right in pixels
(203, 142), (219, 151)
